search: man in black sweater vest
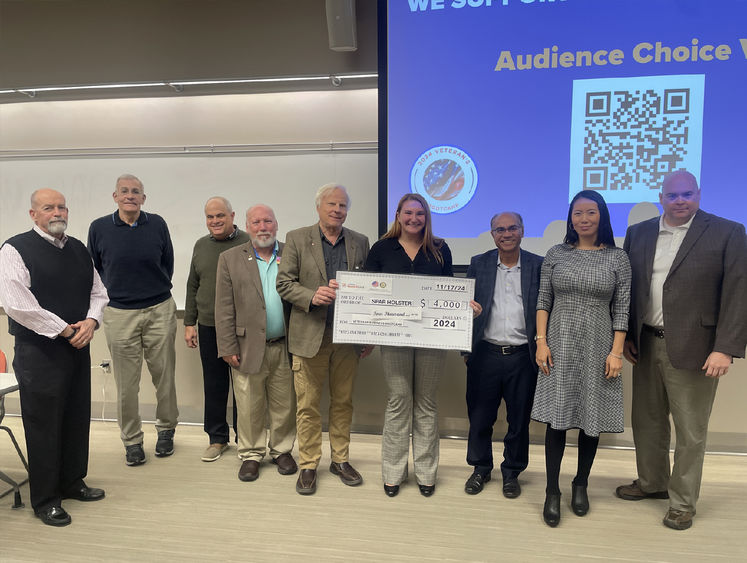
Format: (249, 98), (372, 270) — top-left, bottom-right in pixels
(0, 189), (109, 526)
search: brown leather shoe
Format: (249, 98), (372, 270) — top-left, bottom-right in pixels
(663, 508), (694, 530)
(272, 452), (298, 475)
(296, 469), (317, 495)
(616, 479), (669, 501)
(330, 461), (363, 486)
(238, 460), (260, 482)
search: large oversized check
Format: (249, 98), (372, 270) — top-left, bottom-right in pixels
(332, 271), (475, 351)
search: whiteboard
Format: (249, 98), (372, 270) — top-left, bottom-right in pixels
(0, 152), (378, 308)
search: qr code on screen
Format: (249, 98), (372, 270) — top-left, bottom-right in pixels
(569, 75), (704, 204)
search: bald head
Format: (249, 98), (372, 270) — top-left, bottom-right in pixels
(490, 211), (523, 230)
(29, 189), (68, 239)
(204, 196), (236, 240)
(246, 204), (278, 249)
(205, 196), (233, 215)
(489, 211), (524, 259)
(31, 188), (64, 209)
(660, 169), (701, 227)
(662, 170), (698, 192)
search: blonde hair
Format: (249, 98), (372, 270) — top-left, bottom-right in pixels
(382, 193), (444, 265)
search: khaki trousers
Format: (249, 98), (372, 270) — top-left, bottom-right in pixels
(632, 329), (718, 512)
(232, 340), (296, 462)
(104, 298), (179, 446)
(292, 327), (359, 470)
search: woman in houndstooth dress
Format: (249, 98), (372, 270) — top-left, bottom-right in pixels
(532, 190), (631, 527)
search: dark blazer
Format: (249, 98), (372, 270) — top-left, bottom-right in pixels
(467, 248), (543, 363)
(276, 224), (369, 358)
(624, 209), (747, 370)
(214, 241), (289, 375)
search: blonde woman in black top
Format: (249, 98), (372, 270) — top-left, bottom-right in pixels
(365, 193), (480, 497)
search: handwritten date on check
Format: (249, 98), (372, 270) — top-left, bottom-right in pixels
(332, 271), (475, 351)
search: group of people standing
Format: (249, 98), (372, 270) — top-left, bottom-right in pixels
(0, 170), (744, 534)
(463, 171), (745, 532)
(463, 190), (631, 528)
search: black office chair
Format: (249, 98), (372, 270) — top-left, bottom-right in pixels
(0, 350), (29, 509)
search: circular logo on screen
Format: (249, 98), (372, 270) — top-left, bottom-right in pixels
(410, 145), (478, 214)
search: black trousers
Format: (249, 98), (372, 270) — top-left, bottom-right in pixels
(14, 337), (91, 512)
(198, 324), (237, 444)
(466, 341), (537, 480)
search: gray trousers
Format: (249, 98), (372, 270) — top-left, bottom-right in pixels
(380, 346), (446, 486)
(632, 329), (718, 513)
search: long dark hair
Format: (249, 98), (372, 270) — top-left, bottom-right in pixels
(564, 190), (616, 247)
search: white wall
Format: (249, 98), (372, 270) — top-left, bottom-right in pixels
(1, 88), (745, 452)
(0, 89), (379, 308)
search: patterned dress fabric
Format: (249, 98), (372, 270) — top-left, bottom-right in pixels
(531, 244), (631, 436)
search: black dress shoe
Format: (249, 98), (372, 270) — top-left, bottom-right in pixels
(296, 469), (317, 495)
(63, 484), (106, 502)
(502, 478), (521, 499)
(384, 484), (400, 497)
(35, 506), (71, 527)
(464, 472), (490, 495)
(543, 493), (561, 527)
(418, 484), (435, 497)
(571, 484), (589, 516)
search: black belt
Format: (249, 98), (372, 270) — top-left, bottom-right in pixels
(642, 325), (665, 339)
(266, 336), (285, 344)
(484, 342), (529, 356)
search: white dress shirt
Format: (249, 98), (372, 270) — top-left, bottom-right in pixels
(483, 255), (527, 346)
(643, 214), (695, 328)
(0, 226), (108, 339)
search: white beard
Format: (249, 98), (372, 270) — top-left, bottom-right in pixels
(47, 220), (67, 235)
(252, 235), (276, 249)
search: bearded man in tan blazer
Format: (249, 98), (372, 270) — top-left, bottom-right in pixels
(276, 183), (371, 495)
(215, 204), (297, 482)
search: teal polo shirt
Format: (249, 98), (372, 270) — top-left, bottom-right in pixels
(255, 242), (285, 340)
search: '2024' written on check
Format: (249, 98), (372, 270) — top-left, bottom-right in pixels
(332, 271), (475, 351)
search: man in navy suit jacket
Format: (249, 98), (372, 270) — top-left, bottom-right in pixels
(616, 170), (747, 530)
(463, 212), (543, 499)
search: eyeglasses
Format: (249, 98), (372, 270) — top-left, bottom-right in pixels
(662, 191), (697, 202)
(491, 225), (521, 234)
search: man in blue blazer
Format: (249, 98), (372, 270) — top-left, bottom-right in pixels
(464, 212), (543, 498)
(616, 170), (747, 530)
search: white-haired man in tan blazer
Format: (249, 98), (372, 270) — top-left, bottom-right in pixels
(276, 183), (370, 495)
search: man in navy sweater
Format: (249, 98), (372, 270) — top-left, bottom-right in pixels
(88, 174), (179, 466)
